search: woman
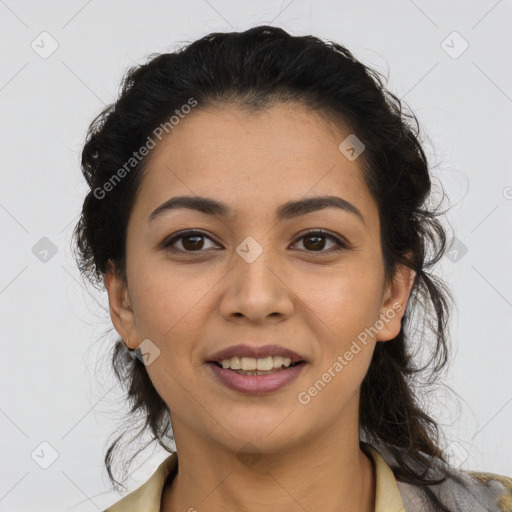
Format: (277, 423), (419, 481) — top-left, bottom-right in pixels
(73, 25), (512, 512)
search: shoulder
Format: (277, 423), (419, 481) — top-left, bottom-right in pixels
(415, 463), (512, 511)
(370, 442), (512, 512)
(464, 470), (512, 512)
(103, 453), (178, 512)
(395, 463), (512, 511)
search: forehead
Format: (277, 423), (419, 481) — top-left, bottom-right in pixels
(131, 103), (378, 227)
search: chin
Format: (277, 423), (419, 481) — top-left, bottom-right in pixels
(218, 418), (303, 451)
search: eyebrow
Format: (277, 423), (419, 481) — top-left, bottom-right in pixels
(148, 194), (366, 226)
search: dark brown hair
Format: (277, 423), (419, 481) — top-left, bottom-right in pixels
(73, 25), (466, 511)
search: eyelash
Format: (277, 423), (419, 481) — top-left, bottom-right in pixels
(161, 229), (348, 255)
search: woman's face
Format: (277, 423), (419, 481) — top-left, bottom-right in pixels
(106, 102), (413, 454)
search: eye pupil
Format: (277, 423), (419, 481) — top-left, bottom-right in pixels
(182, 235), (204, 251)
(303, 234), (326, 251)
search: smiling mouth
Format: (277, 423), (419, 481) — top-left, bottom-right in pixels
(209, 360), (306, 376)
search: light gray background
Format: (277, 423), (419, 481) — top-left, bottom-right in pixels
(1, 0), (511, 510)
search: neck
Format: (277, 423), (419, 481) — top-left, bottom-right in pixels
(161, 422), (375, 512)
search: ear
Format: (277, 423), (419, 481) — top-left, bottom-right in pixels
(375, 262), (416, 342)
(104, 260), (139, 350)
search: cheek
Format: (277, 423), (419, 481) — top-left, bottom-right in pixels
(133, 269), (206, 407)
(301, 266), (384, 342)
(129, 258), (211, 337)
(128, 262), (217, 399)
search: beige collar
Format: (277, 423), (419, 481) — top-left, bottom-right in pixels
(104, 443), (405, 512)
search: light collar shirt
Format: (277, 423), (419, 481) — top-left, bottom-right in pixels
(103, 443), (512, 512)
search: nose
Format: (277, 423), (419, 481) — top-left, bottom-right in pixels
(218, 242), (295, 323)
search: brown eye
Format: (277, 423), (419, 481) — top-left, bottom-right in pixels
(161, 229), (347, 255)
(292, 230), (347, 253)
(181, 234), (205, 251)
(163, 231), (219, 253)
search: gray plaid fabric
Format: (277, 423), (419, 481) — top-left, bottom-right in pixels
(373, 442), (512, 512)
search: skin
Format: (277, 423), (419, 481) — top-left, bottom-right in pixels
(105, 102), (415, 512)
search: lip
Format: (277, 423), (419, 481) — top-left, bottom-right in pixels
(206, 361), (308, 394)
(207, 344), (306, 364)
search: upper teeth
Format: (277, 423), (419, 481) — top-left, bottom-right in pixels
(220, 356), (293, 371)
